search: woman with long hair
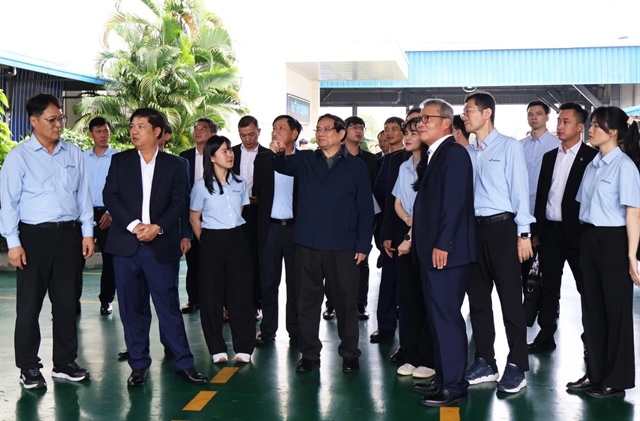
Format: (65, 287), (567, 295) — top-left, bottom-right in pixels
(568, 106), (640, 398)
(190, 135), (255, 363)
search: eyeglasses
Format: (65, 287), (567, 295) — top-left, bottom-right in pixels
(347, 124), (365, 131)
(314, 126), (335, 133)
(460, 108), (481, 119)
(41, 115), (67, 126)
(417, 115), (446, 124)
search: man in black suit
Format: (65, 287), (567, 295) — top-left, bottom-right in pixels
(253, 115), (301, 345)
(528, 102), (597, 353)
(233, 115), (268, 320)
(104, 108), (207, 387)
(178, 118), (218, 314)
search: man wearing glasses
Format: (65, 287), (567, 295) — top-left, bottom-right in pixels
(0, 93), (95, 389)
(269, 114), (374, 373)
(462, 91), (534, 394)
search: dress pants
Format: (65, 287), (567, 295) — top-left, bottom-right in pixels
(113, 246), (194, 371)
(376, 252), (398, 332)
(467, 217), (529, 371)
(258, 222), (298, 338)
(580, 227), (635, 390)
(15, 223), (83, 370)
(199, 227), (255, 355)
(242, 205), (261, 309)
(94, 207), (116, 306)
(183, 236), (200, 305)
(420, 263), (470, 398)
(296, 245), (361, 360)
(326, 261), (368, 309)
(537, 222), (584, 342)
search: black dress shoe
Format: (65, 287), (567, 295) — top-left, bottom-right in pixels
(118, 349), (130, 360)
(357, 305), (370, 320)
(296, 358), (320, 372)
(585, 385), (625, 398)
(390, 346), (406, 362)
(566, 375), (595, 391)
(181, 302), (199, 314)
(175, 367), (208, 385)
(413, 381), (441, 395)
(420, 388), (468, 407)
(527, 340), (556, 354)
(127, 368), (148, 386)
(342, 357), (360, 373)
(100, 303), (113, 315)
(255, 332), (276, 346)
(323, 306), (336, 320)
(370, 329), (394, 343)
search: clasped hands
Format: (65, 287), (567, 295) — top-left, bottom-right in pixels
(133, 223), (161, 242)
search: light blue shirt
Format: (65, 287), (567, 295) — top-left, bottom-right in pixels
(467, 129), (536, 234)
(576, 147), (640, 226)
(520, 130), (561, 214)
(271, 170), (294, 219)
(392, 155), (419, 217)
(83, 146), (117, 207)
(0, 136), (94, 248)
(190, 176), (249, 230)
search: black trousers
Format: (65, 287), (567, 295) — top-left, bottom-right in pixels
(580, 226), (635, 390)
(199, 227), (255, 355)
(258, 223), (298, 338)
(537, 222), (584, 342)
(242, 205), (261, 309)
(94, 207), (116, 305)
(468, 218), (529, 371)
(325, 260), (369, 308)
(15, 222), (83, 370)
(296, 245), (361, 360)
(183, 236), (200, 305)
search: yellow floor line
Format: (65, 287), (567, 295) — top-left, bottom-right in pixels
(183, 391), (217, 411)
(210, 367), (239, 383)
(440, 407), (460, 421)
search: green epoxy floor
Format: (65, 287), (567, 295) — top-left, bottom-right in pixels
(0, 253), (638, 421)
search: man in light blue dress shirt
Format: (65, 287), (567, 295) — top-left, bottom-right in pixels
(0, 93), (94, 390)
(463, 91), (535, 394)
(83, 117), (118, 316)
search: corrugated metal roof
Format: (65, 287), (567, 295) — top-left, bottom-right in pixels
(321, 46), (640, 88)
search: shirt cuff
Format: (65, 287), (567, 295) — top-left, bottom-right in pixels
(6, 235), (21, 249)
(81, 224), (94, 238)
(127, 219), (142, 233)
(517, 225), (531, 235)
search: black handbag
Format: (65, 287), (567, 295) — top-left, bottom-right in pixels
(523, 253), (542, 327)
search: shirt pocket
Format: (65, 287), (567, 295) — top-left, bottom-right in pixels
(61, 162), (80, 193)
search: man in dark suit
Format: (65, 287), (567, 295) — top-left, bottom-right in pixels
(233, 115), (268, 320)
(528, 102), (597, 353)
(104, 108), (207, 387)
(253, 115), (301, 345)
(178, 118), (218, 313)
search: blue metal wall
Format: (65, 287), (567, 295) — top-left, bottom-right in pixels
(321, 46), (640, 88)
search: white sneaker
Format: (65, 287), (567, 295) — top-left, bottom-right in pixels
(413, 366), (436, 378)
(212, 353), (228, 363)
(397, 363), (416, 376)
(234, 353), (251, 363)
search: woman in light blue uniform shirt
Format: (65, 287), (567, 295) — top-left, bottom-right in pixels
(190, 135), (254, 364)
(568, 106), (640, 398)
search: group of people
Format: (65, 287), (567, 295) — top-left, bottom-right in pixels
(0, 92), (638, 409)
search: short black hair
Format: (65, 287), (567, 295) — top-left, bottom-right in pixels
(130, 108), (166, 139)
(464, 91), (496, 124)
(559, 102), (588, 125)
(272, 115), (302, 141)
(164, 122), (173, 135)
(196, 117), (218, 133)
(527, 100), (550, 115)
(345, 116), (365, 128)
(89, 117), (111, 132)
(317, 113), (347, 137)
(384, 116), (404, 127)
(238, 115), (259, 129)
(26, 93), (61, 117)
(452, 115), (470, 139)
(406, 107), (421, 118)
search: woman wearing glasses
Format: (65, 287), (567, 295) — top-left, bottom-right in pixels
(190, 135), (254, 364)
(569, 106), (640, 398)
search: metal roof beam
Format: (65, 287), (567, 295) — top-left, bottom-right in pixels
(572, 84), (603, 108)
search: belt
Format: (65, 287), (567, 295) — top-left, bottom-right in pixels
(23, 221), (78, 229)
(93, 206), (107, 212)
(547, 220), (563, 228)
(475, 212), (514, 226)
(270, 218), (295, 226)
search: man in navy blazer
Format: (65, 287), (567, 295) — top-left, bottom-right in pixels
(411, 99), (476, 407)
(104, 108), (207, 387)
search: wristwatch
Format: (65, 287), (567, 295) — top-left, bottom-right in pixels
(158, 226), (164, 235)
(404, 234), (412, 242)
(519, 232), (531, 239)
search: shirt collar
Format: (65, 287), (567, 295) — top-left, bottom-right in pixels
(29, 135), (65, 153)
(471, 128), (499, 151)
(240, 143), (259, 153)
(137, 147), (159, 163)
(428, 135), (450, 156)
(559, 141), (582, 155)
(592, 146), (622, 167)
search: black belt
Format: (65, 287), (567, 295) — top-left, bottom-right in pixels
(22, 221), (78, 229)
(475, 212), (514, 226)
(270, 218), (295, 226)
(93, 206), (107, 212)
(547, 220), (563, 228)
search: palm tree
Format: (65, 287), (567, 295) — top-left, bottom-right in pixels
(74, 0), (245, 148)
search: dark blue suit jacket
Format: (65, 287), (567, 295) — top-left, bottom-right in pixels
(413, 137), (476, 268)
(103, 149), (187, 262)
